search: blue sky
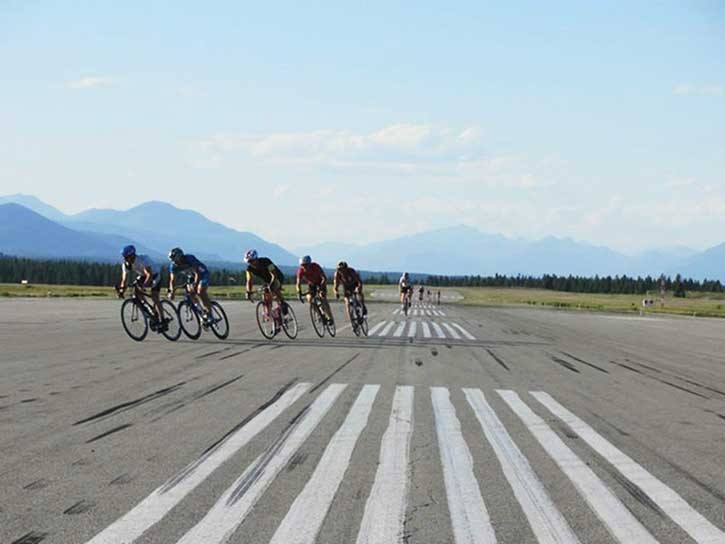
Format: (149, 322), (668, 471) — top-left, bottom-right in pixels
(1, 1), (724, 253)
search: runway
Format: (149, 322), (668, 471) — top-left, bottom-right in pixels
(1, 298), (724, 543)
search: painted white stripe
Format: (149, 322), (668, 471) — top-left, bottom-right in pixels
(368, 321), (386, 335)
(439, 311), (447, 316)
(432, 322), (446, 338)
(379, 321), (395, 337)
(270, 385), (380, 544)
(85, 383), (311, 544)
(413, 309), (419, 316)
(431, 388), (496, 543)
(392, 308), (399, 315)
(176, 384), (347, 544)
(451, 323), (476, 340)
(532, 391), (725, 544)
(464, 389), (579, 544)
(407, 321), (418, 338)
(443, 323), (461, 340)
(425, 310), (433, 316)
(356, 386), (414, 544)
(497, 390), (657, 544)
(421, 321), (431, 338)
(393, 321), (406, 337)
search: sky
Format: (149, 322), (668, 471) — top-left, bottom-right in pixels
(1, 0), (724, 254)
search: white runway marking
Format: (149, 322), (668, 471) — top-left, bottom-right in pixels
(464, 389), (579, 544)
(421, 321), (432, 338)
(407, 321), (418, 338)
(442, 323), (461, 340)
(85, 383), (311, 544)
(431, 387), (496, 543)
(393, 322), (406, 337)
(368, 321), (386, 335)
(176, 384), (347, 544)
(498, 390), (657, 544)
(356, 386), (414, 544)
(432, 322), (446, 338)
(533, 392), (725, 544)
(451, 323), (476, 340)
(270, 385), (380, 544)
(379, 322), (396, 336)
(392, 308), (400, 315)
(426, 310), (433, 316)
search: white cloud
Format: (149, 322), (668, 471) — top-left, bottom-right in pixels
(66, 76), (114, 90)
(673, 83), (725, 96)
(194, 123), (484, 168)
(273, 184), (290, 199)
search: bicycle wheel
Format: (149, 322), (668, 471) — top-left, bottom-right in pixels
(359, 315), (369, 336)
(209, 301), (230, 340)
(281, 303), (298, 339)
(349, 305), (361, 337)
(310, 302), (325, 338)
(178, 300), (202, 340)
(326, 312), (336, 337)
(160, 300), (182, 341)
(256, 301), (276, 340)
(121, 299), (148, 341)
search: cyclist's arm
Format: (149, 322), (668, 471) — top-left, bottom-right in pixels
(268, 264), (280, 287)
(169, 272), (176, 292)
(193, 268), (200, 286)
(333, 272), (340, 294)
(245, 270), (253, 293)
(295, 270), (302, 293)
(143, 266), (153, 286)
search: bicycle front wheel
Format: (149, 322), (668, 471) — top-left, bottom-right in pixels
(349, 305), (361, 337)
(326, 315), (336, 337)
(310, 303), (325, 338)
(121, 299), (148, 341)
(359, 315), (368, 336)
(178, 300), (201, 340)
(282, 303), (298, 339)
(160, 300), (182, 341)
(256, 301), (276, 340)
(209, 301), (229, 340)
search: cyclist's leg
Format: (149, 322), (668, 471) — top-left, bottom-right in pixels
(356, 286), (367, 314)
(150, 274), (164, 320)
(317, 285), (333, 320)
(270, 279), (287, 314)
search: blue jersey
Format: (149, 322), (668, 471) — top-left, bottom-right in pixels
(169, 254), (207, 275)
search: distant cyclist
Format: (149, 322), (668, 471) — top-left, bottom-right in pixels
(334, 261), (367, 316)
(418, 285), (425, 302)
(118, 245), (166, 329)
(399, 272), (413, 309)
(296, 255), (333, 322)
(244, 249), (287, 312)
(167, 247), (212, 319)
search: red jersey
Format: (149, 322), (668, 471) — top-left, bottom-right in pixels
(297, 262), (326, 285)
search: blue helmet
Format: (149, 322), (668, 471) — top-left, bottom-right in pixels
(122, 245), (136, 258)
(299, 255), (312, 265)
(244, 249), (258, 263)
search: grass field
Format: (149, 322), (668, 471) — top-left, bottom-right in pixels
(3, 282), (725, 318)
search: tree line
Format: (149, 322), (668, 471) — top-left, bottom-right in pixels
(1, 255), (722, 296)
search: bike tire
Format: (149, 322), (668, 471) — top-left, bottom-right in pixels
(349, 305), (361, 337)
(121, 299), (148, 342)
(326, 314), (336, 337)
(360, 316), (368, 336)
(310, 303), (325, 338)
(256, 301), (276, 340)
(160, 300), (182, 341)
(178, 300), (202, 340)
(209, 301), (230, 340)
(282, 303), (298, 339)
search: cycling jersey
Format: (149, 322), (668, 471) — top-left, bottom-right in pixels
(122, 255), (153, 277)
(297, 263), (326, 285)
(170, 254), (210, 287)
(336, 268), (361, 289)
(247, 257), (284, 284)
(399, 276), (412, 291)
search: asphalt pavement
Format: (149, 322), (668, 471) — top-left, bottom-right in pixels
(1, 297), (724, 544)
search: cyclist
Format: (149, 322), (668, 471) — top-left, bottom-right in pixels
(399, 272), (413, 310)
(244, 249), (287, 312)
(296, 255), (333, 323)
(418, 285), (425, 302)
(167, 247), (212, 320)
(118, 245), (166, 329)
(334, 261), (367, 316)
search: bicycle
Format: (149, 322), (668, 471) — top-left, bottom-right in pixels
(172, 277), (229, 340)
(346, 290), (368, 336)
(402, 289), (412, 317)
(116, 279), (181, 342)
(301, 289), (336, 338)
(250, 287), (298, 340)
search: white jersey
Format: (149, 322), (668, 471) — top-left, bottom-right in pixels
(399, 275), (411, 289)
(122, 255), (153, 277)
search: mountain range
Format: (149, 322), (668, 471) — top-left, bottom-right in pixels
(1, 194), (724, 280)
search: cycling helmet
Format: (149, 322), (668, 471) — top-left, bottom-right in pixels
(244, 249), (258, 263)
(168, 247), (184, 262)
(121, 245), (136, 258)
(337, 261), (348, 269)
(300, 255), (312, 265)
(403, 272), (409, 278)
